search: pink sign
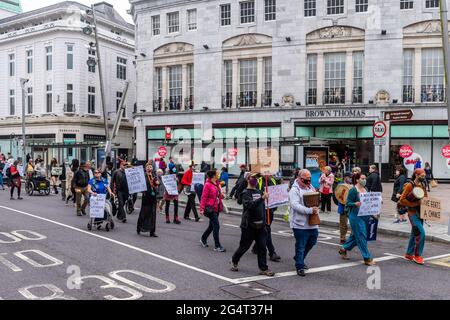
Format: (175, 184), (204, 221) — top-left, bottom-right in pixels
(441, 145), (450, 159)
(158, 146), (168, 157)
(399, 145), (413, 159)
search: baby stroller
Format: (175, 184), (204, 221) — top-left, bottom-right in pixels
(26, 171), (51, 196)
(87, 198), (115, 232)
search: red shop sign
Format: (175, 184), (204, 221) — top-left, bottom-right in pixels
(399, 145), (413, 159)
(158, 146), (168, 157)
(441, 145), (450, 158)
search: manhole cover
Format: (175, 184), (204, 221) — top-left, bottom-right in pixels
(221, 282), (278, 299)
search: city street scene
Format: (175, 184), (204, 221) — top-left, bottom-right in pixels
(0, 0), (450, 308)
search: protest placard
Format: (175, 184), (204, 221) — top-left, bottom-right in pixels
(162, 174), (179, 196)
(89, 194), (106, 219)
(420, 197), (442, 222)
(17, 165), (24, 177)
(358, 192), (382, 217)
(367, 217), (379, 241)
(267, 184), (289, 209)
(125, 166), (147, 194)
(191, 172), (205, 192)
(249, 147), (279, 175)
(51, 167), (63, 176)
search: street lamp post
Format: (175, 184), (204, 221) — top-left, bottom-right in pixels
(20, 78), (29, 163)
(439, 0), (450, 135)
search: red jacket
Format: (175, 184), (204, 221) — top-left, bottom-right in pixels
(200, 179), (223, 214)
(181, 168), (193, 186)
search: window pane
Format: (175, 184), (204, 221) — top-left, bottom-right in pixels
(264, 0), (276, 21)
(355, 0), (368, 12)
(352, 51), (364, 104)
(239, 59), (257, 107)
(167, 12), (180, 33)
(152, 15), (160, 35)
(67, 46), (73, 69)
(264, 57), (272, 106)
(304, 0), (316, 16)
(324, 53), (346, 104)
(400, 0), (414, 9)
(307, 54), (317, 105)
(221, 4), (231, 26)
(421, 48), (445, 102)
(403, 50), (414, 103)
(240, 1), (255, 24)
(223, 61), (233, 108)
(169, 65), (182, 110)
(327, 0), (344, 15)
(187, 9), (197, 30)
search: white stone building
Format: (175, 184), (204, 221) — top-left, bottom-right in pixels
(0, 1), (136, 165)
(130, 0), (450, 180)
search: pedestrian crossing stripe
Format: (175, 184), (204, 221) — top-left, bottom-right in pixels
(429, 257), (450, 268)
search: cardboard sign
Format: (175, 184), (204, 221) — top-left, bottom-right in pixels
(191, 172), (205, 192)
(358, 192), (382, 216)
(51, 167), (63, 176)
(162, 174), (178, 196)
(125, 166), (148, 194)
(267, 184), (289, 209)
(420, 197), (442, 222)
(367, 217), (379, 242)
(89, 194), (106, 219)
(250, 147), (280, 175)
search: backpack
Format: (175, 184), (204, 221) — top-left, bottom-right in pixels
(6, 166), (12, 178)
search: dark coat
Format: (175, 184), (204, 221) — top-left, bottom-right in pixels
(240, 188), (265, 229)
(366, 171), (382, 192)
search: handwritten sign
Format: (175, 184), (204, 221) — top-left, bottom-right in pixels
(191, 173), (205, 192)
(267, 184), (289, 209)
(420, 197), (442, 222)
(89, 194), (106, 219)
(125, 166), (147, 194)
(250, 148), (279, 175)
(51, 167), (63, 176)
(17, 165), (24, 177)
(367, 217), (379, 241)
(358, 192), (382, 216)
(162, 174), (178, 196)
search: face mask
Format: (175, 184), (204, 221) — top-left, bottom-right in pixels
(301, 178), (311, 186)
(418, 177), (425, 182)
(359, 179), (366, 187)
(248, 178), (257, 187)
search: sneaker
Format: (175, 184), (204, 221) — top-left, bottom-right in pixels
(17, 197), (23, 200)
(230, 261), (239, 272)
(195, 217), (201, 222)
(404, 254), (414, 261)
(150, 233), (158, 238)
(297, 269), (306, 277)
(259, 269), (275, 277)
(303, 264), (309, 270)
(200, 239), (208, 248)
(214, 246), (226, 252)
(173, 220), (181, 225)
(269, 254), (281, 262)
(413, 256), (425, 265)
(339, 248), (350, 260)
(184, 217), (191, 221)
(364, 259), (376, 266)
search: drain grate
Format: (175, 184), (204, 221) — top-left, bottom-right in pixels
(221, 282), (278, 299)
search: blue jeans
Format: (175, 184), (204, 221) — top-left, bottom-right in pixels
(343, 213), (372, 260)
(0, 173), (3, 188)
(293, 228), (318, 270)
(406, 214), (425, 257)
(201, 211), (221, 248)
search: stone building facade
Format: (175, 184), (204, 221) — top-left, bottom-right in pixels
(130, 0), (450, 180)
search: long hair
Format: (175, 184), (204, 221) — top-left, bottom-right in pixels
(352, 172), (361, 186)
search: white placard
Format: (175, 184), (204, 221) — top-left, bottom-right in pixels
(162, 174), (178, 196)
(125, 166), (148, 194)
(267, 184), (289, 209)
(17, 165), (24, 177)
(51, 167), (63, 176)
(191, 172), (205, 192)
(89, 194), (106, 218)
(358, 192), (382, 216)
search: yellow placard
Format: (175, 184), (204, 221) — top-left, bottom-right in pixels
(420, 197), (442, 222)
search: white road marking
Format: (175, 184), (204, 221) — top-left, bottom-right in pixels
(0, 205), (236, 284)
(232, 255), (400, 284)
(0, 253), (23, 272)
(318, 241), (341, 247)
(384, 252), (450, 262)
(14, 250), (64, 268)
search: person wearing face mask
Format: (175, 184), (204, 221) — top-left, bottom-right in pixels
(319, 166), (334, 213)
(289, 169), (320, 277)
(399, 168), (428, 265)
(338, 173), (376, 266)
(230, 173), (275, 277)
(392, 168), (408, 223)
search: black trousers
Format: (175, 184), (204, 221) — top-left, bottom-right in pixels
(184, 193), (199, 219)
(232, 227), (268, 271)
(10, 181), (21, 198)
(116, 192), (127, 221)
(137, 202), (156, 234)
(321, 193), (332, 212)
(229, 184), (238, 198)
(165, 200), (179, 220)
(252, 224), (276, 257)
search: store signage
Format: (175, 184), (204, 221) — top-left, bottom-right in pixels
(158, 146), (168, 157)
(373, 121), (387, 138)
(399, 145), (414, 158)
(384, 110), (414, 121)
(446, 158), (450, 169)
(228, 148), (238, 157)
(305, 109), (366, 119)
(403, 153), (422, 172)
(441, 145), (450, 159)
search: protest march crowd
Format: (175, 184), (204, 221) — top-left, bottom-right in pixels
(0, 152), (436, 277)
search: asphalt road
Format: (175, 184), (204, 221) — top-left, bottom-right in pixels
(0, 189), (449, 300)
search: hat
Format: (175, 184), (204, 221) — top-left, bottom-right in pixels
(414, 168), (425, 176)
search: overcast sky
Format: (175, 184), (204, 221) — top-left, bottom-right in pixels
(21, 0), (134, 23)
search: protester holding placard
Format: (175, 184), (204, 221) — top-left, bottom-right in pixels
(137, 164), (159, 237)
(9, 160), (23, 200)
(87, 168), (114, 222)
(181, 161), (200, 222)
(399, 168), (428, 265)
(339, 173), (375, 266)
(162, 170), (181, 224)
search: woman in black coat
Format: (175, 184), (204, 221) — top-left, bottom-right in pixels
(392, 168), (407, 223)
(137, 164), (159, 237)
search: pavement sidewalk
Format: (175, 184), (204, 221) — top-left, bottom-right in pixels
(179, 182), (450, 244)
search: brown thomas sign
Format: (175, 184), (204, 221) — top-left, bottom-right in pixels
(384, 110), (414, 121)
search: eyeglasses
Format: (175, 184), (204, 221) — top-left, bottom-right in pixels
(94, 171), (100, 174)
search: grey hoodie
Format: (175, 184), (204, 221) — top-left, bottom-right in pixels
(289, 180), (319, 230)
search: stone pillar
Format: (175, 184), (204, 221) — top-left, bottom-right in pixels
(232, 59), (239, 108)
(317, 53), (324, 106)
(161, 66), (168, 110)
(414, 48), (422, 104)
(345, 51), (353, 105)
(257, 57), (264, 107)
(182, 64), (188, 110)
